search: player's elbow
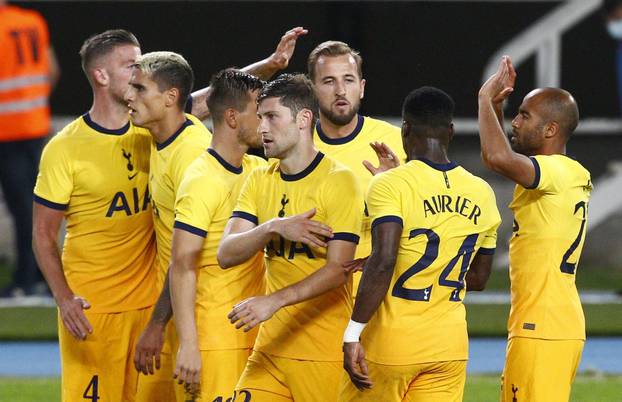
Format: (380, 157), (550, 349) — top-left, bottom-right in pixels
(217, 247), (236, 269)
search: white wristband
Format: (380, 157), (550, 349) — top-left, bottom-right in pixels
(343, 319), (367, 343)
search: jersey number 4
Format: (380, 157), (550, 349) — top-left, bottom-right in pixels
(392, 229), (479, 302)
(83, 375), (99, 401)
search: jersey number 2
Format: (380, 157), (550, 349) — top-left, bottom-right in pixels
(560, 201), (587, 274)
(83, 375), (99, 401)
(392, 229), (479, 302)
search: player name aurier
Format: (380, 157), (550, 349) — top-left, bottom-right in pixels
(423, 194), (482, 224)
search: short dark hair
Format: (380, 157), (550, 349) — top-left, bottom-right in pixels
(307, 41), (363, 82)
(207, 69), (265, 124)
(258, 73), (319, 127)
(79, 29), (140, 73)
(402, 86), (455, 132)
(133, 51), (194, 110)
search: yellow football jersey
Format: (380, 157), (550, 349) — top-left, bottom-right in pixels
(34, 113), (157, 313)
(149, 115), (211, 286)
(174, 149), (267, 351)
(314, 115), (406, 259)
(361, 159), (501, 365)
(232, 152), (363, 361)
(508, 154), (591, 340)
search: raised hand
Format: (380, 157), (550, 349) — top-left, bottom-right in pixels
(479, 56), (516, 105)
(363, 142), (401, 176)
(273, 208), (333, 248)
(268, 27), (309, 71)
(343, 342), (372, 390)
(228, 295), (281, 332)
(58, 294), (92, 340)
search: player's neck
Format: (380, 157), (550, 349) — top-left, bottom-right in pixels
(318, 114), (359, 138)
(88, 97), (130, 131)
(534, 142), (566, 156)
(210, 130), (247, 169)
(279, 144), (319, 176)
(409, 140), (450, 164)
(149, 112), (188, 145)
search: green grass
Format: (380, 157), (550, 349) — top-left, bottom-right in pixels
(464, 374), (622, 402)
(0, 304), (621, 340)
(0, 307), (57, 340)
(465, 304), (622, 337)
(484, 265), (622, 290)
(1, 375), (620, 402)
(0, 377), (60, 402)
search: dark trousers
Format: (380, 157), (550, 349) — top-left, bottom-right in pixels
(0, 136), (46, 288)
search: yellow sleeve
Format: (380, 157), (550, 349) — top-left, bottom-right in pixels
(478, 183), (501, 254)
(366, 173), (403, 230)
(322, 169), (363, 243)
(527, 155), (565, 193)
(171, 143), (205, 194)
(174, 173), (225, 238)
(231, 168), (260, 225)
(33, 135), (73, 210)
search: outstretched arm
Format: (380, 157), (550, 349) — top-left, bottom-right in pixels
(218, 208), (333, 269)
(342, 221), (401, 390)
(478, 56), (535, 187)
(190, 27), (308, 119)
(228, 239), (356, 332)
(465, 252), (494, 291)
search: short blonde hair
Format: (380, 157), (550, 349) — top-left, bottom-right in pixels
(307, 41), (363, 82)
(134, 51), (194, 109)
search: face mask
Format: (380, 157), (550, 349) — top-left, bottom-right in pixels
(607, 20), (622, 40)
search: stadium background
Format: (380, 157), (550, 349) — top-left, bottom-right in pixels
(1, 0), (621, 401)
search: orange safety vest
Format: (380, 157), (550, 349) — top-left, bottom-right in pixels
(0, 5), (51, 142)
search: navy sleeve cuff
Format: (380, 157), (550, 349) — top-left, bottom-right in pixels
(174, 221), (207, 238)
(231, 211), (258, 225)
(33, 194), (68, 211)
(525, 157), (541, 189)
(329, 232), (360, 244)
(371, 215), (403, 231)
(477, 247), (496, 255)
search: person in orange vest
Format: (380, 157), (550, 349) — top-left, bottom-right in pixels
(0, 1), (60, 297)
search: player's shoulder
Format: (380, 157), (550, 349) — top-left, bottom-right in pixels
(322, 153), (357, 181)
(536, 154), (589, 175)
(179, 152), (224, 192)
(243, 154), (268, 171)
(46, 115), (92, 148)
(362, 116), (401, 136)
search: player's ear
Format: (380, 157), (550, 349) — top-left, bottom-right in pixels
(92, 68), (108, 86)
(544, 121), (560, 139)
(165, 87), (180, 108)
(360, 78), (366, 100)
(224, 108), (237, 129)
(297, 109), (313, 130)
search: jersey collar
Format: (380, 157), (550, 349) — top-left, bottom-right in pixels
(316, 114), (364, 145)
(207, 148), (243, 174)
(156, 118), (194, 151)
(82, 113), (130, 135)
(280, 152), (324, 181)
(416, 157), (458, 172)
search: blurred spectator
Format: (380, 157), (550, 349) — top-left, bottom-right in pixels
(0, 1), (59, 297)
(604, 0), (622, 114)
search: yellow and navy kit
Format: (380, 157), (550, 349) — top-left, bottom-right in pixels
(232, 152), (363, 361)
(362, 158), (501, 365)
(34, 113), (157, 313)
(174, 149), (267, 351)
(314, 115), (406, 259)
(149, 114), (211, 286)
(508, 154), (591, 340)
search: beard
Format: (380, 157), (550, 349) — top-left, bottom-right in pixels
(320, 99), (360, 126)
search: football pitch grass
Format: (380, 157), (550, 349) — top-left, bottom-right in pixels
(1, 375), (621, 402)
